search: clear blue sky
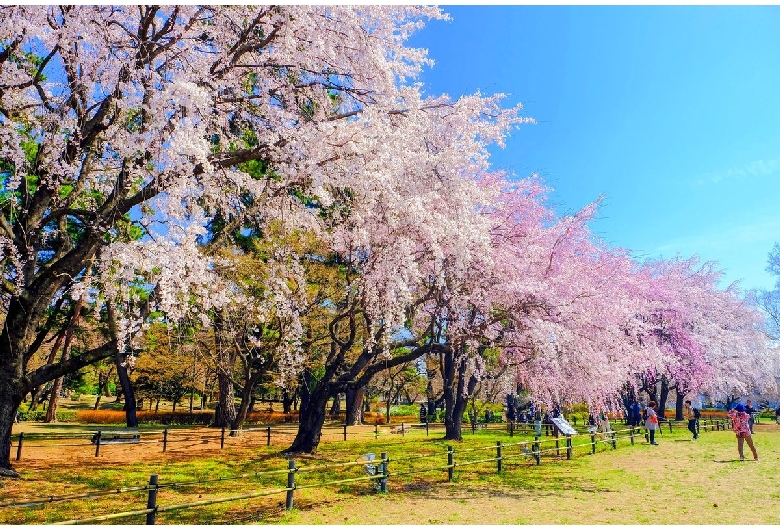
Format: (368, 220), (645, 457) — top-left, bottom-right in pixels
(408, 5), (780, 292)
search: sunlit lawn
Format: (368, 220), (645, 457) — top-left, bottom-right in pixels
(2, 421), (779, 524)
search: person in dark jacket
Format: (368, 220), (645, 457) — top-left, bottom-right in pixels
(744, 399), (756, 434)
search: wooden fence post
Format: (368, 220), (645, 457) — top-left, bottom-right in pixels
(380, 451), (388, 493)
(555, 431), (560, 456)
(375, 421), (378, 440)
(162, 429), (168, 453)
(509, 421), (514, 438)
(496, 441), (503, 472)
(15, 432), (24, 461)
(145, 474), (158, 525)
(532, 437), (540, 465)
(630, 426), (635, 445)
(591, 433), (596, 454)
(94, 430), (102, 457)
(343, 424), (347, 441)
(285, 460), (296, 510)
(447, 445), (454, 482)
(426, 421), (429, 436)
(267, 426), (271, 447)
(566, 435), (572, 460)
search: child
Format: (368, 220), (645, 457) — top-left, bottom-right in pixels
(727, 404), (758, 461)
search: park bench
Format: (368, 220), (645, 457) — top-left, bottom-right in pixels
(90, 431), (141, 444)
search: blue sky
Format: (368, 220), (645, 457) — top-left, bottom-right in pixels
(407, 5), (780, 292)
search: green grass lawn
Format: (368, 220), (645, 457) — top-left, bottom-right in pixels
(2, 421), (779, 524)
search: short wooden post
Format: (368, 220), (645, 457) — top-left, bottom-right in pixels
(630, 426), (635, 445)
(426, 421), (429, 436)
(566, 435), (572, 460)
(591, 433), (596, 454)
(447, 445), (454, 482)
(15, 432), (24, 461)
(162, 429), (168, 453)
(220, 426), (226, 449)
(471, 420), (476, 435)
(285, 460), (295, 510)
(611, 431), (616, 450)
(533, 437), (540, 465)
(343, 424), (347, 441)
(401, 423), (405, 437)
(145, 474), (158, 525)
(267, 426), (271, 446)
(509, 421), (514, 438)
(380, 451), (388, 493)
(555, 431), (560, 456)
(496, 441), (503, 472)
(94, 430), (102, 457)
(375, 421), (378, 440)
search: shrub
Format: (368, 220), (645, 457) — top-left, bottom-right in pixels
(17, 410), (76, 422)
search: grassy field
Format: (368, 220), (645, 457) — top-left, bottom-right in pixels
(2, 418), (779, 524)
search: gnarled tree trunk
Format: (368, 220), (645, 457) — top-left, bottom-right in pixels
(345, 386), (365, 425)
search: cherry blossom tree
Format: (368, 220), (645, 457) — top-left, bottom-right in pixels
(0, 4), (447, 476)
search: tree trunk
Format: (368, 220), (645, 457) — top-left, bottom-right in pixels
(45, 377), (64, 423)
(286, 383), (330, 453)
(231, 371), (262, 432)
(345, 386), (365, 425)
(329, 392), (341, 416)
(658, 378), (671, 419)
(443, 348), (478, 440)
(442, 347), (459, 440)
(675, 392), (685, 421)
(0, 367), (25, 476)
(282, 390), (293, 414)
(213, 312), (236, 428)
(28, 386), (43, 412)
(115, 355), (138, 427)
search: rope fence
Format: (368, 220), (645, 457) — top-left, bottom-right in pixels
(9, 416), (734, 464)
(1, 421), (738, 525)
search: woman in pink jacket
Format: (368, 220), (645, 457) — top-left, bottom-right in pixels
(728, 404), (758, 461)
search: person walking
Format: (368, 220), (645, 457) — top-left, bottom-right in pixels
(727, 404), (758, 461)
(744, 399), (756, 434)
(684, 400), (698, 440)
(645, 401), (660, 445)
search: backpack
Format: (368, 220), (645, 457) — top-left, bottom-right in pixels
(693, 407), (701, 419)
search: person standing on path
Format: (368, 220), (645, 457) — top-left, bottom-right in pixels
(684, 400), (698, 440)
(727, 404), (758, 461)
(645, 401), (660, 445)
